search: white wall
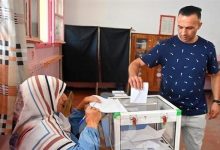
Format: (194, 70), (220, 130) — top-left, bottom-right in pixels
(64, 0), (220, 55)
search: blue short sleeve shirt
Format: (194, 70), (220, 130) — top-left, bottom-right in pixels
(141, 36), (219, 116)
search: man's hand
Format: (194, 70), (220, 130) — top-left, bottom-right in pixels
(128, 75), (143, 89)
(208, 102), (220, 119)
(128, 58), (145, 89)
(76, 96), (101, 110)
(85, 106), (102, 129)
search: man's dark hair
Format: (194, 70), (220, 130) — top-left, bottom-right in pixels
(178, 6), (202, 19)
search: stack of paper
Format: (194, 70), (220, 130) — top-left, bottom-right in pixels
(121, 125), (165, 142)
(111, 90), (129, 98)
(121, 138), (171, 150)
(120, 125), (169, 150)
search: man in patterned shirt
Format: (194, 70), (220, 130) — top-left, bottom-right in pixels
(128, 5), (220, 150)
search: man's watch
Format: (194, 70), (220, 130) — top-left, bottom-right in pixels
(213, 100), (220, 105)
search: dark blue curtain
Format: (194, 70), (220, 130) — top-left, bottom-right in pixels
(62, 25), (130, 85)
(100, 27), (130, 83)
(62, 25), (98, 82)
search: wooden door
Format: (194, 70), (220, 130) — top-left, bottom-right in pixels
(131, 33), (171, 91)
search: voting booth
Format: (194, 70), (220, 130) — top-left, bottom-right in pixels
(109, 95), (181, 150)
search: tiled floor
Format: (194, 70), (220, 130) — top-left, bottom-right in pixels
(0, 89), (220, 150)
(201, 95), (220, 150)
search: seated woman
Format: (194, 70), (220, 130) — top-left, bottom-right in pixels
(10, 75), (102, 150)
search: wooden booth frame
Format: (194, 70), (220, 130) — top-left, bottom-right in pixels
(159, 15), (176, 35)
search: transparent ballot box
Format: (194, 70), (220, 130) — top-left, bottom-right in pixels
(112, 95), (181, 150)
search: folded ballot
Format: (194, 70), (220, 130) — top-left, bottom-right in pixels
(121, 138), (171, 150)
(89, 95), (127, 113)
(120, 125), (168, 150)
(130, 82), (149, 103)
(121, 125), (165, 142)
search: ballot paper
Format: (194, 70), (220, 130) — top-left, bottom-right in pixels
(120, 125), (167, 150)
(130, 82), (148, 103)
(121, 125), (165, 142)
(89, 95), (127, 113)
(121, 138), (171, 150)
(111, 90), (129, 98)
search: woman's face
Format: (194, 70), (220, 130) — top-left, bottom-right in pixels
(57, 93), (68, 112)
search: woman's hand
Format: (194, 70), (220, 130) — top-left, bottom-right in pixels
(85, 106), (102, 129)
(76, 96), (101, 110)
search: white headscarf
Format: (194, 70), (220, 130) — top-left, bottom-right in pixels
(10, 75), (75, 149)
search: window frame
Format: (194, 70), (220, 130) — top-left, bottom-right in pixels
(25, 0), (41, 43)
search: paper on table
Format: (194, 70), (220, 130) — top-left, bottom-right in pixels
(130, 82), (148, 103)
(89, 95), (127, 113)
